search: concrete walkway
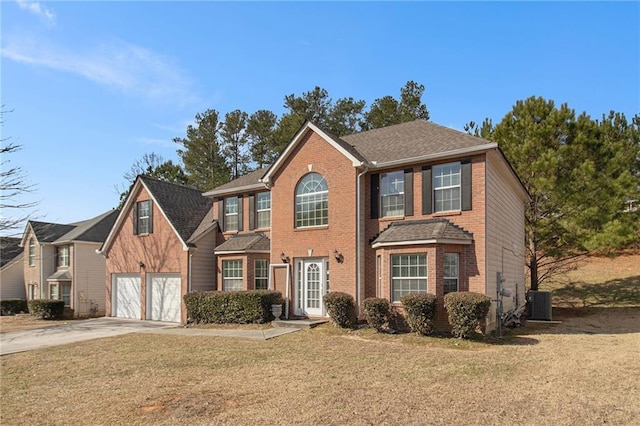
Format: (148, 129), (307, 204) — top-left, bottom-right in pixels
(0, 317), (300, 356)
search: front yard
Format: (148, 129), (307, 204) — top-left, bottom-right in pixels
(1, 254), (639, 425)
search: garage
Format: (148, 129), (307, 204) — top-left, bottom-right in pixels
(112, 275), (141, 319)
(147, 274), (181, 323)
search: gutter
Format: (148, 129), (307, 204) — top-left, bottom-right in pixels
(202, 183), (267, 198)
(355, 163), (369, 314)
(368, 143), (498, 170)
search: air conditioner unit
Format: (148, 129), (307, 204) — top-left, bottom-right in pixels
(527, 291), (552, 320)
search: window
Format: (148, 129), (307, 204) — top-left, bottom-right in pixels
(57, 246), (70, 267)
(50, 283), (58, 300)
(391, 254), (427, 302)
(50, 283), (71, 306)
(433, 162), (461, 212)
(254, 259), (269, 290)
(224, 197), (239, 232)
(444, 253), (459, 294)
(256, 192), (271, 229)
(295, 173), (328, 228)
(134, 200), (153, 235)
(380, 171), (404, 217)
(222, 260), (243, 291)
(28, 238), (35, 266)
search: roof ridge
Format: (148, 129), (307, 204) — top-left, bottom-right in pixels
(139, 175), (204, 193)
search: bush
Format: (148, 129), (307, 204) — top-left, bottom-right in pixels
(323, 292), (356, 328)
(401, 293), (437, 335)
(362, 297), (391, 332)
(0, 299), (28, 316)
(28, 299), (65, 320)
(444, 292), (492, 338)
(184, 290), (283, 324)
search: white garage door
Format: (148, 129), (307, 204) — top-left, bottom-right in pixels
(148, 274), (181, 323)
(113, 275), (141, 319)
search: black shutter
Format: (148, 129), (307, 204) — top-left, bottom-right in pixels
(248, 195), (255, 230)
(422, 166), (432, 215)
(404, 168), (413, 216)
(148, 201), (154, 234)
(370, 174), (380, 219)
(132, 202), (139, 235)
(218, 199), (225, 231)
(237, 196), (244, 231)
(54, 247), (59, 267)
(461, 160), (472, 211)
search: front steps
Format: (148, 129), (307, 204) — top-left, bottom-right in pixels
(271, 319), (328, 330)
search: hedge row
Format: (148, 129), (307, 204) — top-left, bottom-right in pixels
(0, 299), (28, 316)
(28, 299), (65, 320)
(444, 292), (492, 338)
(184, 290), (283, 324)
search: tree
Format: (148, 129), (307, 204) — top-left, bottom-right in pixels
(174, 109), (230, 191)
(116, 152), (189, 204)
(363, 80), (430, 130)
(246, 109), (278, 169)
(220, 109), (250, 179)
(1, 107), (37, 236)
(467, 96), (640, 290)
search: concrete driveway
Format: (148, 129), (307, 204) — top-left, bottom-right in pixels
(0, 317), (176, 356)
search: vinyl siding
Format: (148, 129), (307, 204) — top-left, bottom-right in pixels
(73, 242), (107, 316)
(190, 231), (217, 292)
(0, 255), (26, 299)
(485, 150), (527, 325)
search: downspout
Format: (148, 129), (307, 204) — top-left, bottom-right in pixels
(188, 250), (193, 292)
(356, 163), (369, 314)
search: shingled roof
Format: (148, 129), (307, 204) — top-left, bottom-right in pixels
(28, 221), (76, 243)
(203, 167), (269, 196)
(215, 233), (270, 253)
(55, 209), (120, 243)
(139, 176), (214, 243)
(1, 237), (23, 268)
(371, 218), (473, 248)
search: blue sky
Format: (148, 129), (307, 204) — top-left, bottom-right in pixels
(1, 1), (638, 233)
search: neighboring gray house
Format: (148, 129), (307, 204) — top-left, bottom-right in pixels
(1, 237), (26, 300)
(20, 210), (119, 317)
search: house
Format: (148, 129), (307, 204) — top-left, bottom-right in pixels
(203, 119), (529, 330)
(19, 209), (119, 317)
(1, 237), (26, 300)
(98, 176), (216, 323)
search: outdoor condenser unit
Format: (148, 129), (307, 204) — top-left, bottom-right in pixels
(527, 291), (552, 321)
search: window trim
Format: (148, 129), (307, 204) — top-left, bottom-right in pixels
(390, 253), (428, 303)
(433, 162), (462, 213)
(254, 259), (269, 290)
(28, 238), (35, 266)
(443, 253), (460, 294)
(255, 192), (271, 229)
(380, 170), (405, 218)
(222, 259), (243, 291)
(57, 246), (70, 268)
(224, 197), (240, 232)
(134, 200), (153, 235)
(295, 173), (328, 228)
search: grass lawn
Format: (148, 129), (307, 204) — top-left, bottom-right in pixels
(1, 255), (639, 425)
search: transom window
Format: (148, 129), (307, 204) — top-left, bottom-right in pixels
(137, 200), (152, 234)
(295, 173), (328, 228)
(256, 192), (271, 229)
(57, 246), (70, 267)
(391, 254), (427, 302)
(28, 238), (35, 266)
(222, 260), (243, 291)
(380, 171), (405, 217)
(224, 197), (239, 232)
(433, 162), (461, 212)
(444, 253), (459, 294)
(254, 259), (269, 290)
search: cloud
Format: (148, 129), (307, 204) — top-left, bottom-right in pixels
(135, 137), (176, 148)
(16, 0), (56, 25)
(1, 35), (200, 106)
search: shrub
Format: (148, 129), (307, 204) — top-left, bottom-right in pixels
(28, 299), (65, 320)
(0, 299), (28, 316)
(184, 290), (283, 324)
(323, 292), (356, 328)
(444, 292), (492, 338)
(401, 293), (437, 335)
(362, 297), (391, 332)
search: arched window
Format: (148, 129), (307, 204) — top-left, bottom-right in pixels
(295, 173), (328, 228)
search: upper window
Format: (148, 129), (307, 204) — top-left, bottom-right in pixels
(224, 197), (239, 232)
(444, 253), (459, 294)
(57, 246), (70, 267)
(433, 162), (461, 212)
(256, 192), (271, 229)
(380, 171), (405, 217)
(28, 238), (35, 266)
(222, 259), (243, 291)
(254, 259), (269, 290)
(134, 200), (153, 235)
(391, 253), (427, 302)
(295, 173), (328, 228)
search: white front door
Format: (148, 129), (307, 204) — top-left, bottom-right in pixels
(297, 259), (327, 317)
